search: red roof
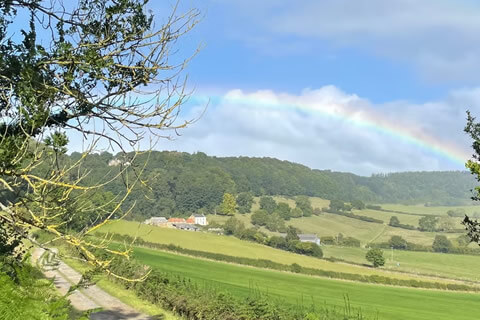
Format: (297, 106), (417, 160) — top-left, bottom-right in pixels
(168, 218), (185, 223)
(186, 218), (195, 224)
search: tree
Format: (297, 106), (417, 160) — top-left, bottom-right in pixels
(290, 207), (303, 218)
(329, 199), (345, 212)
(418, 215), (438, 232)
(365, 248), (385, 267)
(275, 202), (292, 220)
(351, 200), (365, 210)
(463, 111), (480, 244)
(0, 0), (200, 280)
(223, 217), (244, 236)
(389, 216), (400, 227)
(432, 235), (452, 253)
(219, 193), (237, 215)
(388, 235), (407, 250)
(259, 196), (277, 214)
(237, 192), (254, 214)
(285, 226), (300, 242)
(295, 196), (313, 217)
(251, 210), (269, 226)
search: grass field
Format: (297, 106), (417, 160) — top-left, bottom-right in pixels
(323, 246), (480, 282)
(102, 220), (473, 284)
(379, 203), (480, 216)
(132, 246), (480, 320)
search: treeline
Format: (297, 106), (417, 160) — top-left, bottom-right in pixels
(70, 151), (478, 219)
(94, 232), (478, 292)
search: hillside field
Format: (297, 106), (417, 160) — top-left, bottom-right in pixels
(132, 246), (480, 320)
(102, 220), (478, 283)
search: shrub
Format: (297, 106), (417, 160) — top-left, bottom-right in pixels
(366, 249), (385, 268)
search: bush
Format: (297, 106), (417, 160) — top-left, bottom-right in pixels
(366, 249), (385, 268)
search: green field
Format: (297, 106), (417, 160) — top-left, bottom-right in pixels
(379, 203), (480, 216)
(132, 246), (480, 320)
(102, 220), (474, 284)
(323, 246), (480, 282)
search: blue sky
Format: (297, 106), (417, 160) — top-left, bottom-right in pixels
(69, 0), (480, 175)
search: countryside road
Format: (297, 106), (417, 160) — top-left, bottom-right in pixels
(32, 248), (157, 320)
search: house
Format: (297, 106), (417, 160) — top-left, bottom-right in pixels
(173, 223), (200, 232)
(167, 217), (186, 228)
(189, 214), (208, 226)
(144, 217), (167, 226)
(298, 234), (321, 245)
(186, 217), (195, 224)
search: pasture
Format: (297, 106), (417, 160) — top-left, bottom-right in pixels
(102, 220), (470, 284)
(132, 246), (480, 320)
(323, 246), (480, 282)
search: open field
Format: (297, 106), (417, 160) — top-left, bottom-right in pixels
(102, 220), (472, 284)
(323, 246), (480, 282)
(379, 203), (480, 216)
(132, 246), (480, 320)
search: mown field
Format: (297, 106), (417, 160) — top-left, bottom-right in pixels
(132, 246), (480, 320)
(102, 220), (474, 284)
(323, 246), (480, 282)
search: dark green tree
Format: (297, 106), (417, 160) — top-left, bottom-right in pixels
(419, 216), (438, 232)
(388, 235), (407, 249)
(275, 202), (292, 220)
(329, 199), (345, 212)
(251, 210), (269, 226)
(295, 196), (313, 217)
(389, 216), (400, 227)
(351, 200), (366, 210)
(290, 207), (303, 218)
(285, 226), (300, 242)
(432, 235), (452, 253)
(366, 248), (385, 267)
(237, 192), (254, 214)
(259, 196), (277, 214)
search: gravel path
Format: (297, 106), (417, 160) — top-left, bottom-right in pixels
(32, 248), (157, 320)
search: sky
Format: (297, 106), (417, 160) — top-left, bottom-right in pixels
(82, 1), (480, 175)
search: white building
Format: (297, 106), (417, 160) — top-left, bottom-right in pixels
(144, 217), (168, 226)
(298, 234), (321, 245)
(191, 214), (208, 226)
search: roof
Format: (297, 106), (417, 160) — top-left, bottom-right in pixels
(194, 214), (206, 218)
(149, 217), (167, 223)
(174, 223), (199, 230)
(298, 234), (319, 241)
(168, 218), (186, 223)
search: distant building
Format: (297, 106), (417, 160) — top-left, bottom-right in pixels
(298, 234), (321, 245)
(144, 217), (168, 226)
(173, 223), (200, 232)
(186, 217), (195, 224)
(191, 214), (208, 226)
(168, 218), (186, 223)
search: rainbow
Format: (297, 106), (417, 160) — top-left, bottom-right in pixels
(191, 90), (471, 167)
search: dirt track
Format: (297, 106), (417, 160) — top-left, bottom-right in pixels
(32, 248), (158, 320)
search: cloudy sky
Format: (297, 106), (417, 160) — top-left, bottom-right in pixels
(100, 1), (480, 175)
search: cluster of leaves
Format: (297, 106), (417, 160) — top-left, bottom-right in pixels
(365, 249), (385, 268)
(0, 258), (75, 320)
(388, 216), (416, 230)
(320, 234), (361, 248)
(323, 201), (383, 224)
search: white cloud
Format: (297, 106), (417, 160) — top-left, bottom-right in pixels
(218, 0), (480, 83)
(159, 86), (476, 175)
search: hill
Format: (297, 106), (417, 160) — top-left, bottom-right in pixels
(72, 151), (479, 219)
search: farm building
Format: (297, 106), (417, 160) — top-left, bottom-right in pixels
(188, 214), (208, 226)
(144, 217), (168, 226)
(173, 223), (200, 231)
(298, 234), (321, 245)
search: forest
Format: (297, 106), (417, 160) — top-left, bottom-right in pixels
(71, 151), (478, 220)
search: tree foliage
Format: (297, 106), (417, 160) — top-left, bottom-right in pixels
(365, 248), (385, 268)
(432, 235), (452, 253)
(0, 0), (200, 280)
(219, 193), (237, 216)
(418, 215), (438, 232)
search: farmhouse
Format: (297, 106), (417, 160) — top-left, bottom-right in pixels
(298, 234), (321, 245)
(188, 214), (208, 226)
(144, 217), (168, 226)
